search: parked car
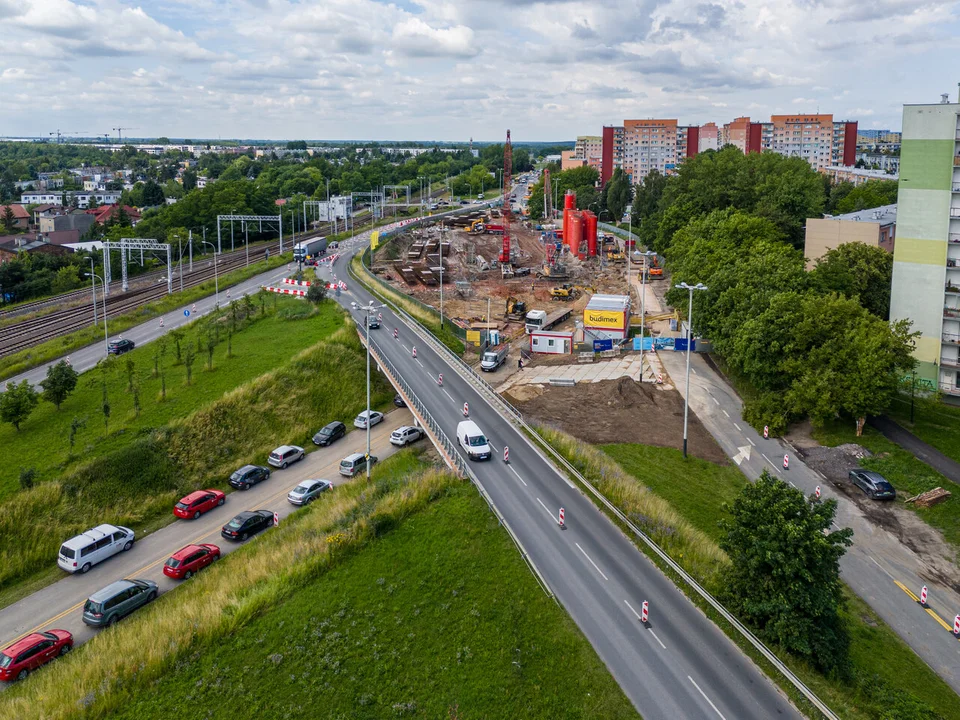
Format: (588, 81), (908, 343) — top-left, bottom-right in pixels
(390, 426), (423, 447)
(267, 446), (305, 469)
(848, 469), (897, 500)
(0, 630), (72, 682)
(287, 479), (333, 506)
(229, 464), (272, 490)
(82, 579), (158, 627)
(393, 394), (407, 408)
(163, 544), (220, 580)
(107, 338), (135, 355)
(354, 410), (384, 429)
(313, 421), (347, 446)
(173, 489), (226, 519)
(339, 453), (377, 477)
(58, 524), (135, 575)
(221, 510), (274, 541)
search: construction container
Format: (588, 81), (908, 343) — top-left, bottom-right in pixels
(583, 294), (631, 339)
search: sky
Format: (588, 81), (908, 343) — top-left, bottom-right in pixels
(1, 0), (958, 142)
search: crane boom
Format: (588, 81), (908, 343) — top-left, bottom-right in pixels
(499, 129), (512, 264)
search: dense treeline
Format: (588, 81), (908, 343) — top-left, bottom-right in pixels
(639, 147), (912, 433)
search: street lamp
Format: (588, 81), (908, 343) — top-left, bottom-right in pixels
(635, 250), (656, 380)
(85, 272), (109, 355)
(675, 282), (708, 458)
(359, 300), (387, 479)
(88, 256), (97, 327)
(201, 241), (220, 308)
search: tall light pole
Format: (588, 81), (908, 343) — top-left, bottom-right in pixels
(88, 256), (97, 326)
(360, 300), (386, 479)
(675, 281), (708, 458)
(85, 272), (108, 354)
(439, 222), (445, 329)
(244, 221), (249, 266)
(201, 241), (220, 308)
(635, 250), (656, 379)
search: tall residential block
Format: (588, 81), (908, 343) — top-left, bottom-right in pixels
(762, 114), (857, 171)
(889, 101), (960, 395)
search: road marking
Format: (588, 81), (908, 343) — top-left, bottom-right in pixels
(487, 441), (498, 452)
(733, 423), (742, 432)
(893, 578), (920, 602)
(649, 629), (667, 650)
(575, 542), (608, 581)
(870, 556), (895, 580)
(415, 359), (424, 368)
(747, 437), (755, 447)
(536, 497), (556, 522)
(788, 481), (796, 488)
(891, 578), (952, 630)
(442, 388), (455, 403)
(722, 409), (730, 418)
(624, 599), (642, 621)
(692, 368), (697, 375)
(689, 676), (727, 720)
(509, 465), (527, 486)
(711, 396), (719, 406)
(401, 344), (409, 353)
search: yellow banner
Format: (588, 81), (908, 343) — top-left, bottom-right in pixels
(370, 230), (380, 250)
(584, 310), (625, 329)
(466, 330), (481, 344)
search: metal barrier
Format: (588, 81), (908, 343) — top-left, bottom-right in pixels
(598, 220), (641, 244)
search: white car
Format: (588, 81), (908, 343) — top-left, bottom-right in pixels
(287, 479), (333, 506)
(354, 410), (384, 429)
(390, 426), (423, 447)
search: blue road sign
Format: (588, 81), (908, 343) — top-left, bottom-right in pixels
(183, 310), (191, 317)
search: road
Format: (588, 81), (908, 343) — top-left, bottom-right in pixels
(657, 349), (960, 694)
(322, 243), (802, 719)
(0, 410), (413, 687)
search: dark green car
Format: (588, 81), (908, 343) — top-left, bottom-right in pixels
(82, 579), (158, 628)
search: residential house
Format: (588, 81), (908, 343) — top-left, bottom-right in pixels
(0, 204), (31, 230)
(804, 203), (897, 269)
(0, 237), (72, 263)
(86, 204), (141, 226)
(39, 211), (95, 236)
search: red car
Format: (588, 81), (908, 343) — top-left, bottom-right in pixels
(173, 489), (226, 520)
(0, 630), (73, 682)
(163, 544), (221, 580)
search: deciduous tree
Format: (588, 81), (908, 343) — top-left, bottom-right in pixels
(40, 360), (79, 409)
(0, 380), (39, 430)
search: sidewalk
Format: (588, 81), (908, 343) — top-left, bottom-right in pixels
(869, 415), (960, 485)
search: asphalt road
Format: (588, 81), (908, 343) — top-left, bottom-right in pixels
(657, 349), (960, 694)
(322, 242), (802, 719)
(0, 410), (413, 689)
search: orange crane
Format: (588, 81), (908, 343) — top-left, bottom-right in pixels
(499, 129), (512, 265)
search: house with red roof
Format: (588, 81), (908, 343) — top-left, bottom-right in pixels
(85, 204), (142, 226)
(0, 204), (30, 230)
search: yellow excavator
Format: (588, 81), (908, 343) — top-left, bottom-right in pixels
(468, 219), (485, 234)
(549, 284), (597, 301)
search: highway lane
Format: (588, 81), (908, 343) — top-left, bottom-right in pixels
(327, 252), (802, 720)
(0, 411), (413, 683)
(658, 349), (960, 694)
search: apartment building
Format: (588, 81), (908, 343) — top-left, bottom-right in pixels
(562, 136), (603, 171)
(761, 114), (857, 171)
(804, 203), (897, 269)
(889, 101), (960, 397)
(722, 117), (762, 154)
(698, 122), (719, 152)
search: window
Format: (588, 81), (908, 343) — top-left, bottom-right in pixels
(547, 339), (555, 347)
(112, 531), (127, 542)
(79, 543), (95, 558)
(95, 537), (112, 551)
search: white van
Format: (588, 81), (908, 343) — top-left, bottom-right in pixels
(57, 524), (135, 574)
(457, 420), (491, 461)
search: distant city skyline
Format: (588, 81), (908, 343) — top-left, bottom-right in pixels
(1, 0), (958, 141)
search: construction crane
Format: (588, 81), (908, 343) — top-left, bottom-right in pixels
(112, 127), (139, 144)
(543, 167), (553, 220)
(49, 130), (88, 144)
(498, 129), (512, 265)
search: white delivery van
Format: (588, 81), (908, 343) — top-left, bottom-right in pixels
(457, 420), (491, 461)
(58, 524), (135, 574)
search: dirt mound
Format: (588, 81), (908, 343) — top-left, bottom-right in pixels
(505, 377), (727, 464)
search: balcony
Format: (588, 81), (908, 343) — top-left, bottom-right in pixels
(943, 333), (960, 345)
(945, 307), (960, 319)
(941, 357), (960, 369)
(955, 156), (960, 166)
(954, 183), (960, 192)
(951, 234), (960, 244)
(952, 208), (960, 219)
(940, 382), (960, 397)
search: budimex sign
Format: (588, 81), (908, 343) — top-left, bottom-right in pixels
(584, 309), (625, 329)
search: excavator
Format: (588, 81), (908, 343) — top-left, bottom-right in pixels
(505, 296), (527, 321)
(549, 284), (597, 301)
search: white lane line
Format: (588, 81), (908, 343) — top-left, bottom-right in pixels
(401, 344), (410, 353)
(415, 359), (424, 368)
(689, 676), (727, 720)
(509, 465), (527, 486)
(624, 600), (642, 620)
(536, 497), (556, 522)
(734, 423), (742, 432)
(761, 453), (782, 473)
(747, 437), (755, 447)
(788, 481), (796, 488)
(649, 629), (667, 650)
(487, 441), (498, 452)
(441, 388), (455, 403)
(722, 409), (730, 418)
(869, 555), (895, 580)
(692, 368), (697, 375)
(575, 542), (608, 581)
(711, 396), (720, 406)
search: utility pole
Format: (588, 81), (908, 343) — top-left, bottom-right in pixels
(636, 250), (656, 379)
(88, 256), (97, 327)
(675, 282), (708, 458)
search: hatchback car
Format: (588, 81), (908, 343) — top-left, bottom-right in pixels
(848, 469), (897, 500)
(393, 394), (407, 408)
(0, 630), (72, 682)
(229, 465), (272, 490)
(107, 338), (135, 355)
(163, 544), (220, 579)
(287, 479), (333, 506)
(313, 421), (346, 447)
(339, 453), (377, 478)
(390, 426), (423, 447)
(82, 579), (158, 628)
(221, 510), (274, 541)
(268, 446), (305, 469)
(354, 410), (384, 429)
(173, 489), (226, 519)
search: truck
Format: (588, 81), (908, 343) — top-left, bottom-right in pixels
(525, 307), (572, 335)
(293, 237), (327, 265)
(480, 344), (509, 372)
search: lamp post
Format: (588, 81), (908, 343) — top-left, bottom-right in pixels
(85, 272), (108, 354)
(88, 256), (97, 327)
(361, 300), (386, 479)
(675, 281), (708, 459)
(244, 221), (249, 267)
(635, 250), (656, 379)
(201, 241), (220, 309)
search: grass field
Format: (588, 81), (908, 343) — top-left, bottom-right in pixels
(813, 420), (960, 552)
(888, 393), (960, 465)
(0, 253), (290, 381)
(595, 441), (959, 720)
(0, 451), (638, 720)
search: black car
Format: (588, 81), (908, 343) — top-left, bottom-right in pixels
(365, 316), (381, 329)
(393, 394), (407, 408)
(848, 469), (897, 500)
(228, 465), (271, 491)
(313, 421), (346, 447)
(107, 338), (135, 355)
(221, 510), (274, 541)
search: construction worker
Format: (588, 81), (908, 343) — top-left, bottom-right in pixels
(518, 357), (524, 371)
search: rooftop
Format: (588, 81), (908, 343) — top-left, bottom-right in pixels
(829, 203), (898, 226)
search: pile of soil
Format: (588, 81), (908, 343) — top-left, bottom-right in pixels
(505, 376), (728, 464)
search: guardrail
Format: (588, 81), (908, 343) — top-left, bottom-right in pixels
(361, 329), (555, 602)
(598, 221), (641, 244)
(353, 259), (840, 720)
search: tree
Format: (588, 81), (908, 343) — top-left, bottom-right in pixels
(19, 467), (35, 491)
(630, 169), (668, 227)
(604, 168), (633, 222)
(100, 381), (111, 434)
(306, 282), (327, 304)
(832, 179), (898, 214)
(170, 328), (186, 364)
(286, 140), (308, 150)
(810, 243), (893, 319)
(87, 195), (99, 210)
(142, 180), (165, 207)
(720, 473), (853, 675)
(68, 416), (86, 451)
(1, 379), (39, 431)
(124, 357), (136, 392)
(182, 169), (197, 192)
(1, 205), (15, 233)
(184, 346), (196, 385)
(40, 360), (79, 410)
(51, 265), (82, 294)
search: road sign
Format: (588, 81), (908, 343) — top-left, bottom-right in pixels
(558, 507), (565, 527)
(763, 425), (769, 439)
(273, 512), (279, 527)
(183, 309), (190, 317)
(815, 485), (821, 499)
(954, 615), (960, 636)
(783, 454), (789, 470)
(462, 402), (469, 417)
(920, 585), (928, 606)
(437, 373), (443, 386)
(412, 346), (417, 358)
(504, 446), (509, 463)
(641, 600), (649, 623)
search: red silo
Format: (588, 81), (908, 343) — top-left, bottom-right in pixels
(564, 190), (576, 211)
(568, 212), (584, 257)
(584, 211), (598, 257)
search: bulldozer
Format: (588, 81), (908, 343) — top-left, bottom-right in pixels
(550, 284), (580, 301)
(505, 296), (527, 321)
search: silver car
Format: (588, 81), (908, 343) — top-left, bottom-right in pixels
(287, 479), (333, 506)
(354, 411), (384, 429)
(390, 426), (423, 447)
(268, 445), (305, 469)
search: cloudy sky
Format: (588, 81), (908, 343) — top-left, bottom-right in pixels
(1, 0), (957, 142)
